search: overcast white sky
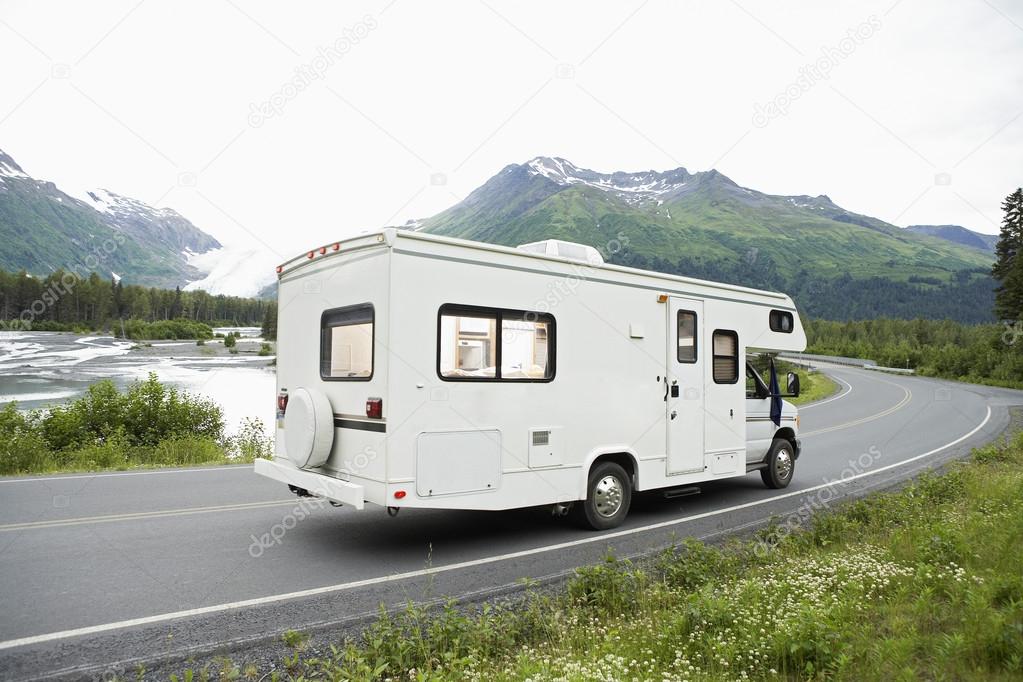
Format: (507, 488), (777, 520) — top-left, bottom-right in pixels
(2, 0), (1021, 264)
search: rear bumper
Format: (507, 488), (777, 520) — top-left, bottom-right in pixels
(254, 458), (365, 510)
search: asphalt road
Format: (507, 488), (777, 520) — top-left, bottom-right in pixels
(1, 367), (1021, 680)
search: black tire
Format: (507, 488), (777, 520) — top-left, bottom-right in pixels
(574, 461), (632, 530)
(761, 438), (795, 489)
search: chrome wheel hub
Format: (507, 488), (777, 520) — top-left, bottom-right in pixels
(594, 475), (624, 517)
(776, 449), (793, 480)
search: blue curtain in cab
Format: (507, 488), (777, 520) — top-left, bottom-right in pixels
(769, 358), (782, 427)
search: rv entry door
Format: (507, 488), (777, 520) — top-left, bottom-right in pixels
(666, 297), (705, 474)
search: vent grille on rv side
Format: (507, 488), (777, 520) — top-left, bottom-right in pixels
(532, 430), (551, 447)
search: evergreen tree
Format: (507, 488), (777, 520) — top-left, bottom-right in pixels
(261, 301), (277, 340)
(993, 187), (1023, 321)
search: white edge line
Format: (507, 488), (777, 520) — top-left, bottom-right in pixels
(0, 465), (251, 484)
(799, 374), (853, 410)
(0, 405), (992, 652)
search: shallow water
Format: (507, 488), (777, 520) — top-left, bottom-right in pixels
(0, 329), (276, 438)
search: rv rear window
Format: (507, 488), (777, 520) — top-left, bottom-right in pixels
(438, 304), (555, 382)
(712, 330), (739, 384)
(770, 310), (794, 333)
(320, 304), (374, 381)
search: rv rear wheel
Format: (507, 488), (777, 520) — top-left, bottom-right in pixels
(761, 438), (795, 489)
(575, 461), (632, 530)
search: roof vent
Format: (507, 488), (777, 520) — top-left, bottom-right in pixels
(516, 239), (604, 266)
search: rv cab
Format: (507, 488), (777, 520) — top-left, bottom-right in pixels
(255, 231), (807, 529)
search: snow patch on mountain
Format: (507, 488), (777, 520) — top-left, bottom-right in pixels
(526, 156), (691, 205)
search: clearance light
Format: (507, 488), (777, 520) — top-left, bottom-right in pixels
(393, 490), (407, 500)
(277, 390), (289, 414)
(307, 251), (315, 259)
(657, 294), (669, 303)
(366, 397), (383, 419)
(332, 243), (340, 251)
(276, 265), (283, 274)
(319, 246), (327, 255)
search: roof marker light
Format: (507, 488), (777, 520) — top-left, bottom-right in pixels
(276, 265), (283, 273)
(307, 251), (314, 259)
(332, 243), (340, 251)
(319, 246), (327, 255)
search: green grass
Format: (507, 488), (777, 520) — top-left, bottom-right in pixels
(182, 429), (1023, 681)
(790, 368), (839, 406)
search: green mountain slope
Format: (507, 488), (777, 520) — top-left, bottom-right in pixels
(419, 157), (995, 322)
(0, 150), (220, 288)
(904, 224), (997, 252)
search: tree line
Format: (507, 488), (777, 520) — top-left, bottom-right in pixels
(805, 318), (1023, 389)
(609, 250), (995, 324)
(0, 267), (270, 331)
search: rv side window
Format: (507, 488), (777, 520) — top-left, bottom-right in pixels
(677, 310), (697, 363)
(712, 330), (739, 384)
(770, 310), (794, 333)
(320, 304), (374, 380)
(438, 305), (554, 381)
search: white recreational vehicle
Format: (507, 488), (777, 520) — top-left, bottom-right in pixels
(255, 229), (807, 530)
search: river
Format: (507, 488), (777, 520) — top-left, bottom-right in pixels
(0, 328), (276, 438)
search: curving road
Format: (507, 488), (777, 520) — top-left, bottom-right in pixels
(1, 367), (1021, 680)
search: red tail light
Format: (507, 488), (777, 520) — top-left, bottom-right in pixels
(366, 397), (383, 419)
(277, 390), (289, 414)
(393, 490), (406, 499)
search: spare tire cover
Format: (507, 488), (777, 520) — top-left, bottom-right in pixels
(284, 387), (334, 468)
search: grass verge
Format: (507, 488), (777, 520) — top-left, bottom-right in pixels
(789, 368), (839, 406)
(176, 429), (1023, 681)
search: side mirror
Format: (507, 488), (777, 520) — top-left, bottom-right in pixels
(786, 372), (800, 397)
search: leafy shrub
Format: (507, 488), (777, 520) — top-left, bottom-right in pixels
(121, 373), (224, 446)
(0, 403), (51, 474)
(121, 318), (213, 340)
(567, 553), (646, 616)
(258, 342), (273, 356)
(146, 436), (225, 466)
(223, 334), (236, 348)
(61, 430), (131, 470)
(230, 417), (272, 461)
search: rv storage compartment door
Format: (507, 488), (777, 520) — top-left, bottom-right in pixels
(416, 430), (502, 496)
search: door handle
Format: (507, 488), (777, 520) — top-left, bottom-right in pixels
(663, 377), (669, 402)
(670, 384), (680, 398)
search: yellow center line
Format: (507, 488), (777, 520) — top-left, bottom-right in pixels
(801, 374), (913, 437)
(0, 499), (298, 533)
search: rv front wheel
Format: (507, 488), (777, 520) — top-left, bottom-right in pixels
(761, 438), (795, 489)
(575, 461), (632, 530)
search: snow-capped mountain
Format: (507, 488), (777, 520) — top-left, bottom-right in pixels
(81, 188), (221, 256)
(0, 148), (223, 290)
(525, 156), (694, 206)
(416, 156), (997, 322)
